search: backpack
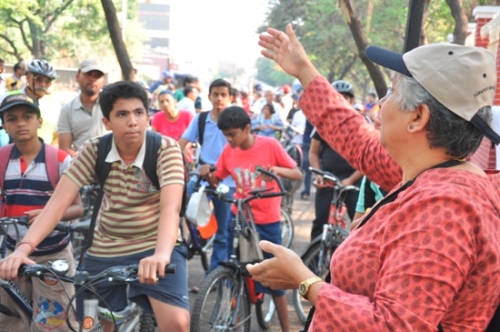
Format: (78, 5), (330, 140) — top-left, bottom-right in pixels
(79, 131), (189, 265)
(0, 143), (60, 217)
(197, 111), (210, 146)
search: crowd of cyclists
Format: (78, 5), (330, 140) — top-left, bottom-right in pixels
(0, 20), (500, 332)
(0, 52), (382, 331)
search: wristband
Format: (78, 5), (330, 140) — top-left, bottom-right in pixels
(16, 240), (37, 255)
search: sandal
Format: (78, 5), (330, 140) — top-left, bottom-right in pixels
(301, 193), (309, 200)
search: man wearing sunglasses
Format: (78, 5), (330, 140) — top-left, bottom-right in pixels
(17, 59), (59, 146)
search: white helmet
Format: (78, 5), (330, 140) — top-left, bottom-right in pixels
(27, 59), (57, 80)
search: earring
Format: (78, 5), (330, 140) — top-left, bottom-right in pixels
(408, 125), (414, 130)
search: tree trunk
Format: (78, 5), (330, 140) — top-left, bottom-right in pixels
(339, 0), (387, 98)
(101, 0), (135, 81)
(365, 0), (373, 35)
(445, 0), (468, 45)
(420, 0), (431, 45)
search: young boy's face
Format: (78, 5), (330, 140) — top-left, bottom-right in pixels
(102, 97), (149, 146)
(2, 106), (42, 143)
(222, 124), (251, 149)
(209, 86), (231, 112)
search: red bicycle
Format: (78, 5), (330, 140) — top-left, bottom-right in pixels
(292, 167), (359, 323)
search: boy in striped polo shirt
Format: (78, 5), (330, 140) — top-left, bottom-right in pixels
(0, 82), (189, 332)
(0, 93), (82, 331)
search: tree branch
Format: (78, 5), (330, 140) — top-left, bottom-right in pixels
(19, 19), (34, 54)
(445, 0), (468, 45)
(338, 54), (358, 80)
(339, 0), (388, 97)
(44, 0), (75, 33)
(0, 34), (21, 59)
(7, 14), (33, 54)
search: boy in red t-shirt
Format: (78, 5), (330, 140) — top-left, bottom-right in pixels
(201, 106), (301, 332)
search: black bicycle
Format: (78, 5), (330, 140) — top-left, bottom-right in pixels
(190, 167), (287, 332)
(4, 259), (176, 332)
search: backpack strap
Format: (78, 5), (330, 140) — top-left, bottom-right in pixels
(78, 133), (113, 267)
(0, 144), (14, 217)
(143, 131), (161, 190)
(198, 111), (209, 146)
(43, 144), (60, 191)
(0, 144), (14, 194)
(95, 133), (113, 189)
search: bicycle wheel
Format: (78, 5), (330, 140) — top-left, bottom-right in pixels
(255, 293), (276, 329)
(280, 208), (294, 248)
(191, 266), (251, 332)
(137, 311), (156, 332)
(292, 241), (333, 322)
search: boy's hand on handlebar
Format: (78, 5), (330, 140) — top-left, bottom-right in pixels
(260, 166), (279, 182)
(24, 209), (42, 225)
(313, 174), (326, 188)
(198, 164), (214, 178)
(0, 251), (35, 280)
(138, 253), (170, 284)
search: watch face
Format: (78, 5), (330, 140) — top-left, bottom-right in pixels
(299, 283), (307, 296)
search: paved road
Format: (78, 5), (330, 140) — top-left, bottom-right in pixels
(188, 191), (316, 331)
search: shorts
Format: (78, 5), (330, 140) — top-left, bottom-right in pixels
(79, 245), (189, 314)
(255, 221), (285, 297)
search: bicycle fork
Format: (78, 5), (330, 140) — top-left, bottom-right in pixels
(82, 298), (105, 332)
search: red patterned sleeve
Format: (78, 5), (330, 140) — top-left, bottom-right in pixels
(299, 76), (401, 191)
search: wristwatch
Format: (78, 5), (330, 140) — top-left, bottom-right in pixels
(298, 276), (323, 298)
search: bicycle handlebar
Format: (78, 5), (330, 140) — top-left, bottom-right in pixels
(255, 166), (286, 193)
(18, 261), (177, 283)
(0, 216), (68, 232)
(309, 167), (341, 184)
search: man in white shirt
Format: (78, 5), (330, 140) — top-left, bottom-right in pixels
(290, 109), (306, 145)
(58, 59), (108, 155)
(253, 89), (283, 120)
(176, 85), (197, 115)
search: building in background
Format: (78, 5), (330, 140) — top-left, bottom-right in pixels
(137, 0), (171, 82)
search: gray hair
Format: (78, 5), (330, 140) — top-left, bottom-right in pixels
(393, 73), (491, 159)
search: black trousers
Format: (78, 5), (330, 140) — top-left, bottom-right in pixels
(310, 186), (360, 241)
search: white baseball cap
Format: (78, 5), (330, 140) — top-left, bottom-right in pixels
(366, 43), (500, 145)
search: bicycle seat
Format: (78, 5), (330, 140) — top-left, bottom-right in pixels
(70, 219), (91, 233)
(248, 187), (273, 196)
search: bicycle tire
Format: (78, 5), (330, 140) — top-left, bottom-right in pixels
(292, 241), (333, 322)
(138, 311), (156, 332)
(280, 208), (294, 248)
(191, 266), (251, 332)
(255, 294), (276, 329)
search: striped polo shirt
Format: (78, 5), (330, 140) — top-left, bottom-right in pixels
(4, 144), (72, 255)
(64, 133), (185, 257)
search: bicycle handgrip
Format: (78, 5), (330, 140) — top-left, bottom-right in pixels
(309, 167), (340, 183)
(165, 264), (176, 274)
(255, 166), (286, 193)
(54, 223), (68, 232)
(194, 166), (217, 188)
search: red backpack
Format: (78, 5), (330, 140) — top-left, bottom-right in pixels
(0, 143), (60, 217)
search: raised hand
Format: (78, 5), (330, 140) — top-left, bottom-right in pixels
(258, 24), (320, 87)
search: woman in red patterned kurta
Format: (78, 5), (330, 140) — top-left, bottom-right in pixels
(247, 24), (500, 331)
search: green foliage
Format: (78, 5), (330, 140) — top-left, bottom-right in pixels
(260, 0), (473, 97)
(0, 0), (143, 64)
(255, 57), (295, 86)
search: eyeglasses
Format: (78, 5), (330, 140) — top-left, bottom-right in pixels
(33, 76), (52, 85)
